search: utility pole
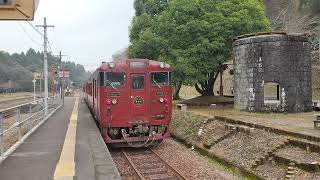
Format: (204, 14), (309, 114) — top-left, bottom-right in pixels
(56, 51), (67, 104)
(39, 77), (42, 97)
(51, 64), (55, 97)
(32, 79), (36, 102)
(36, 17), (54, 116)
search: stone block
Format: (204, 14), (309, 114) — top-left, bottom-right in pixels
(233, 33), (312, 113)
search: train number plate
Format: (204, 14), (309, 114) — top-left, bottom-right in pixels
(156, 92), (167, 96)
(107, 92), (120, 97)
(133, 96), (144, 106)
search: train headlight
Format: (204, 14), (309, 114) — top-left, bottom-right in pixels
(112, 99), (118, 105)
(109, 62), (116, 68)
(159, 98), (164, 103)
(160, 62), (165, 68)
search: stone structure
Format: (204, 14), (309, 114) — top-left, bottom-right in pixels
(233, 33), (312, 112)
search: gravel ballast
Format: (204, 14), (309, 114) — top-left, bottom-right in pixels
(152, 139), (238, 180)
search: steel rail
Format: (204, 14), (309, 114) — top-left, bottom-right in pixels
(120, 148), (187, 180)
(122, 150), (145, 180)
(149, 148), (187, 180)
(0, 95), (57, 113)
(0, 96), (32, 104)
(0, 99), (42, 113)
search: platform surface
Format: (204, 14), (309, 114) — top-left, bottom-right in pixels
(0, 97), (121, 180)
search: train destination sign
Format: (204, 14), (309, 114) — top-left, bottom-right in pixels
(58, 70), (70, 78)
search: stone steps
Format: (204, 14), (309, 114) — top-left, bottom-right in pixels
(251, 139), (289, 169)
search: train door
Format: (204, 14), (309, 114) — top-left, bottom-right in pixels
(130, 74), (148, 122)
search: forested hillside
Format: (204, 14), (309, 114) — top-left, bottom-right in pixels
(0, 48), (89, 91)
(264, 0), (320, 99)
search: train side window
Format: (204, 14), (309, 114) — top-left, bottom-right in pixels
(132, 75), (144, 89)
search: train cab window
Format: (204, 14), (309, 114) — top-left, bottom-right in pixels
(151, 72), (170, 86)
(131, 75), (145, 89)
(99, 72), (104, 86)
(104, 72), (125, 87)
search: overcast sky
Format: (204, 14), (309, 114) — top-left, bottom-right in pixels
(0, 0), (135, 71)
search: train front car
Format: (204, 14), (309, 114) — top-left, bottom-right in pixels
(98, 59), (172, 147)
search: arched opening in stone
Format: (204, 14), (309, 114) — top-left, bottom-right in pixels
(264, 82), (280, 103)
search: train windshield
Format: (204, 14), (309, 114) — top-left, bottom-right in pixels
(151, 72), (171, 86)
(100, 72), (126, 88)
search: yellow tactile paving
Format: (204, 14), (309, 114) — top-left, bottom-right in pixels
(53, 97), (79, 180)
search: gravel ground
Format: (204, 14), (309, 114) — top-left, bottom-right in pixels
(254, 161), (287, 180)
(210, 129), (288, 169)
(295, 169), (320, 180)
(152, 138), (239, 180)
(274, 146), (320, 164)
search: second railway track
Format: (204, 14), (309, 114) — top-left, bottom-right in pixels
(111, 148), (187, 180)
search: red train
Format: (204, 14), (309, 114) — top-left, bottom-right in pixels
(84, 59), (173, 147)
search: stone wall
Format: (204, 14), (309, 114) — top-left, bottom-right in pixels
(233, 33), (312, 112)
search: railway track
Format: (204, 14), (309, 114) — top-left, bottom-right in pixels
(0, 97), (34, 110)
(0, 96), (32, 104)
(112, 148), (187, 180)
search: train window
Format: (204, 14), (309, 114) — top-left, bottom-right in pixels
(151, 72), (170, 86)
(104, 72), (125, 87)
(131, 75), (145, 89)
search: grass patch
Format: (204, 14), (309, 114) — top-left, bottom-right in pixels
(170, 110), (207, 144)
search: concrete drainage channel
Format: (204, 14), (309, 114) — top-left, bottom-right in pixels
(170, 111), (320, 180)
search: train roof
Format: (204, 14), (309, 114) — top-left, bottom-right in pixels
(96, 59), (171, 72)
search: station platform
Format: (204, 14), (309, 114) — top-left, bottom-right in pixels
(0, 97), (121, 180)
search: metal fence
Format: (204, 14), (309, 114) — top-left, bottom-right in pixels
(0, 94), (62, 158)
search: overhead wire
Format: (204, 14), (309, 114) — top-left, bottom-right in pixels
(25, 20), (55, 54)
(17, 22), (42, 46)
(26, 20), (44, 37)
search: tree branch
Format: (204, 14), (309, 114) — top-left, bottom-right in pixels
(195, 84), (204, 95)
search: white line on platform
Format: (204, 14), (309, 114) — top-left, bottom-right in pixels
(53, 97), (79, 180)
